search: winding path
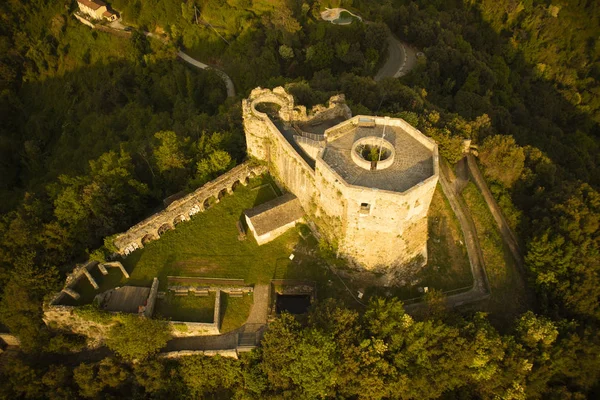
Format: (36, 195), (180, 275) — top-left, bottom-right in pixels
(405, 159), (491, 313)
(144, 32), (236, 98)
(176, 51), (235, 98)
(375, 34), (418, 81)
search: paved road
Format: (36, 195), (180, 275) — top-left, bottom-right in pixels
(177, 51), (235, 98)
(375, 34), (418, 81)
(144, 32), (236, 98)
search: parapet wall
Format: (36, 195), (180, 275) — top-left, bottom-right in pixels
(243, 87), (350, 213)
(113, 162), (266, 255)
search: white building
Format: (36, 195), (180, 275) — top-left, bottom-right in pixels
(76, 0), (117, 21)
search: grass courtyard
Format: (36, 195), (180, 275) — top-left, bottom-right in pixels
(120, 175), (330, 288)
(220, 292), (254, 333)
(66, 175), (347, 305)
(154, 292), (215, 323)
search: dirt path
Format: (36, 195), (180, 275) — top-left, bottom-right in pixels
(406, 160), (490, 313)
(244, 284), (270, 326)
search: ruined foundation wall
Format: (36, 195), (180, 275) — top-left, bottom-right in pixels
(43, 305), (115, 347)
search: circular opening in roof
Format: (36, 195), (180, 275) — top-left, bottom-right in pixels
(351, 137), (395, 171)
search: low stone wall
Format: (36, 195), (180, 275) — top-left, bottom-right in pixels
(0, 334), (20, 347)
(144, 278), (159, 318)
(170, 321), (220, 337)
(160, 349), (238, 359)
(113, 162), (266, 255)
(73, 13), (95, 28)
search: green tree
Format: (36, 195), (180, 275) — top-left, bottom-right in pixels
(153, 130), (190, 173)
(105, 316), (171, 361)
(479, 135), (525, 188)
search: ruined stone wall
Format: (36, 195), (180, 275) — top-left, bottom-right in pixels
(243, 87), (350, 216)
(243, 89), (318, 209)
(43, 305), (115, 347)
(144, 278), (159, 318)
(160, 349), (239, 359)
(113, 162), (266, 255)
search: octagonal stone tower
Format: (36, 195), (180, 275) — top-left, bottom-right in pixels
(243, 87), (439, 274)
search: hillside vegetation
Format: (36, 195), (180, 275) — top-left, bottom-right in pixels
(0, 0), (599, 398)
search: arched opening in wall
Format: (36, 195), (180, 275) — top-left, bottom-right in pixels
(244, 176), (251, 186)
(231, 180), (241, 192)
(173, 215), (187, 226)
(158, 223), (173, 236)
(254, 102), (282, 119)
(217, 188), (228, 200)
(141, 234), (156, 246)
(203, 197), (214, 210)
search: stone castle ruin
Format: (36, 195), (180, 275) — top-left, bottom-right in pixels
(243, 87), (439, 274)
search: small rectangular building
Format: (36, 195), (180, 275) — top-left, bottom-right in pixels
(244, 193), (305, 245)
(77, 0), (117, 21)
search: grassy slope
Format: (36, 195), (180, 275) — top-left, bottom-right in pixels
(462, 182), (529, 324)
(70, 175), (350, 303)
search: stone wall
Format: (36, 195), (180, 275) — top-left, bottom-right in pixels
(0, 334), (20, 347)
(144, 278), (159, 318)
(243, 88), (439, 275)
(113, 162), (266, 255)
(43, 305), (115, 347)
(170, 321), (220, 337)
(160, 349), (238, 359)
(242, 87), (350, 215)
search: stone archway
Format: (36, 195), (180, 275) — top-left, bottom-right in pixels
(141, 233), (157, 246)
(173, 215), (187, 226)
(203, 197), (213, 210)
(231, 180), (241, 192)
(158, 223), (173, 236)
(217, 188), (228, 200)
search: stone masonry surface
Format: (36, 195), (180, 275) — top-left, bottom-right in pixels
(243, 87), (438, 275)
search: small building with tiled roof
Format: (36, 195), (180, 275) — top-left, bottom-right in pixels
(244, 193), (305, 245)
(76, 0), (117, 21)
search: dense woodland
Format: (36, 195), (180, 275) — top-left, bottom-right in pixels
(0, 0), (599, 398)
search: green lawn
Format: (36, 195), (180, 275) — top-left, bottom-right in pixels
(462, 182), (529, 326)
(64, 175), (354, 309)
(219, 292), (254, 333)
(120, 175), (324, 289)
(154, 292), (216, 323)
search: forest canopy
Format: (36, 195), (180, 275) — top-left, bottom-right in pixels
(0, 0), (599, 398)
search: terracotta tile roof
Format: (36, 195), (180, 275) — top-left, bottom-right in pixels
(245, 193), (305, 236)
(103, 10), (116, 17)
(77, 0), (106, 11)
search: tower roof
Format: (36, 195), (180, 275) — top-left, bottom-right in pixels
(319, 116), (437, 193)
